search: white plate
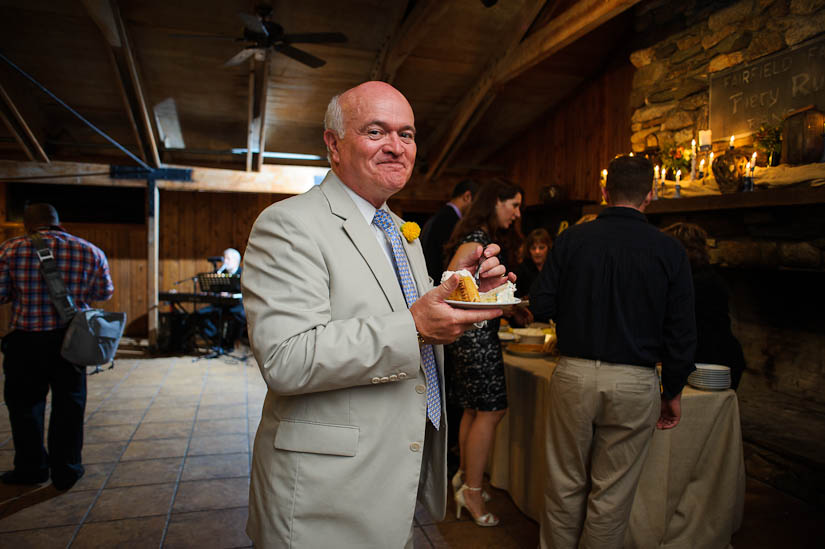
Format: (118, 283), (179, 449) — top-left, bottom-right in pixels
(505, 347), (553, 358)
(689, 382), (730, 390)
(695, 364), (730, 371)
(445, 298), (521, 310)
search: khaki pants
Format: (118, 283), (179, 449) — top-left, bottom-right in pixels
(540, 357), (659, 549)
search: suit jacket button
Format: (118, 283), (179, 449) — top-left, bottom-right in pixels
(415, 384), (426, 394)
(389, 374), (398, 382)
(398, 372), (408, 380)
(380, 376), (389, 383)
(409, 442), (421, 452)
(371, 377), (380, 384)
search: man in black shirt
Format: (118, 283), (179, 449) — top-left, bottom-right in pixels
(420, 179), (478, 283)
(531, 155), (696, 549)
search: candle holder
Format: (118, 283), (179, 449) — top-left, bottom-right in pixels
(712, 150), (749, 193)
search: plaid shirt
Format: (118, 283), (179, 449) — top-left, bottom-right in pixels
(0, 229), (114, 331)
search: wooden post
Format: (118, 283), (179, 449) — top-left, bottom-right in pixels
(147, 178), (159, 347)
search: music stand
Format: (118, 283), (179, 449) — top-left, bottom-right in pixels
(198, 273), (241, 293)
(193, 273), (246, 361)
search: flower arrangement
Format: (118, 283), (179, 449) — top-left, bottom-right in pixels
(753, 123), (782, 164)
(400, 221), (421, 242)
(660, 141), (693, 176)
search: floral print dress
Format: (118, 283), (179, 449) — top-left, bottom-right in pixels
(445, 229), (507, 411)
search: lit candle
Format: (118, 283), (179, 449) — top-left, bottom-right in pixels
(601, 168), (608, 182)
(652, 166), (659, 200)
(629, 152), (634, 157)
(729, 135), (735, 149)
(600, 169), (608, 205)
(699, 158), (705, 175)
(745, 161), (750, 172)
(751, 151), (757, 168)
(691, 139), (697, 180)
(676, 169), (681, 183)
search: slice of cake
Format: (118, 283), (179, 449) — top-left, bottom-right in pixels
(480, 280), (517, 303)
(441, 269), (481, 302)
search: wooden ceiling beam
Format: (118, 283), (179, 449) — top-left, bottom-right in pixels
(246, 59), (255, 172)
(82, 0), (161, 168)
(244, 53), (270, 172)
(371, 0), (450, 84)
(422, 0), (640, 181)
(254, 56), (270, 172)
(422, 0), (547, 180)
(495, 0), (640, 83)
(0, 84), (49, 163)
(368, 3), (411, 82)
(428, 90), (496, 182)
(0, 160), (325, 195)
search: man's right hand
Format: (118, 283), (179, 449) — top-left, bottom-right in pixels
(410, 273), (502, 345)
(657, 393), (682, 430)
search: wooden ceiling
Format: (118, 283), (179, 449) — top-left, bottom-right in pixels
(0, 0), (641, 183)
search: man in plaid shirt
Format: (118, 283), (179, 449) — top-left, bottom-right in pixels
(0, 203), (113, 490)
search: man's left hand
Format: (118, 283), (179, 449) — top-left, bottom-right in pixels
(657, 393), (682, 430)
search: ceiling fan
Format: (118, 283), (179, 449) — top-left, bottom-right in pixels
(222, 5), (347, 68)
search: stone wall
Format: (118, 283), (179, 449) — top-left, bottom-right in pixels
(629, 0), (825, 153)
(650, 200), (825, 505)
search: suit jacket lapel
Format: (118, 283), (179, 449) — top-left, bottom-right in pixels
(321, 173), (408, 312)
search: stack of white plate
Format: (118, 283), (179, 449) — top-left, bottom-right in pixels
(688, 363), (731, 390)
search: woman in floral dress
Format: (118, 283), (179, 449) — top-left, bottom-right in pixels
(444, 179), (525, 526)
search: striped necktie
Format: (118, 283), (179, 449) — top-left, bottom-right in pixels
(372, 209), (441, 429)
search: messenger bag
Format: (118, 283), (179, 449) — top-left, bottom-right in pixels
(29, 233), (126, 371)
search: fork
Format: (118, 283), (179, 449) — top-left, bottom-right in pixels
(474, 253), (485, 286)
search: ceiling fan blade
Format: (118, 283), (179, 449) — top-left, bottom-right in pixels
(223, 48), (261, 67)
(274, 44), (326, 68)
(237, 12), (268, 36)
(169, 33), (237, 41)
(282, 32), (347, 44)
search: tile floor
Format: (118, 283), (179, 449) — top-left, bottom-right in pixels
(0, 348), (821, 548)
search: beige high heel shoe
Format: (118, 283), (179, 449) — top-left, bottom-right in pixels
(451, 470), (491, 502)
(455, 484), (499, 527)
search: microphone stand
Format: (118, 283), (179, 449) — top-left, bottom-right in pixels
(173, 276), (198, 294)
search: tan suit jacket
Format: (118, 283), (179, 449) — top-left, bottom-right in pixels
(242, 172), (447, 548)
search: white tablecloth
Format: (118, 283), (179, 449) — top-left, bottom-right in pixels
(490, 353), (745, 549)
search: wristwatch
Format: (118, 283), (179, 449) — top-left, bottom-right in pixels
(416, 331), (426, 346)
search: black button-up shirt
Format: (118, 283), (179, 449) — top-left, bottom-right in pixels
(530, 207), (696, 399)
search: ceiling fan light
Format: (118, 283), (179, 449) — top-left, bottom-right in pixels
(230, 148), (323, 161)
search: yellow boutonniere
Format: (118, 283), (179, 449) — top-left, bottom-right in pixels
(400, 221), (421, 243)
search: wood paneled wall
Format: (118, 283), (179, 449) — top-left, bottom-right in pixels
(497, 58), (634, 205)
(0, 188), (286, 337)
(157, 190), (284, 295)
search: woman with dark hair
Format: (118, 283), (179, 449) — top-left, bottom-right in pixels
(443, 179), (525, 526)
(663, 222), (746, 389)
(513, 228), (553, 299)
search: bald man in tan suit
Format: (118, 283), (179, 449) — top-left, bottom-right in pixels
(242, 81), (513, 547)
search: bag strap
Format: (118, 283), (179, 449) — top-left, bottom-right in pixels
(29, 233), (77, 324)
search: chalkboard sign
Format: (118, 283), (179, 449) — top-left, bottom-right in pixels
(710, 33), (825, 140)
